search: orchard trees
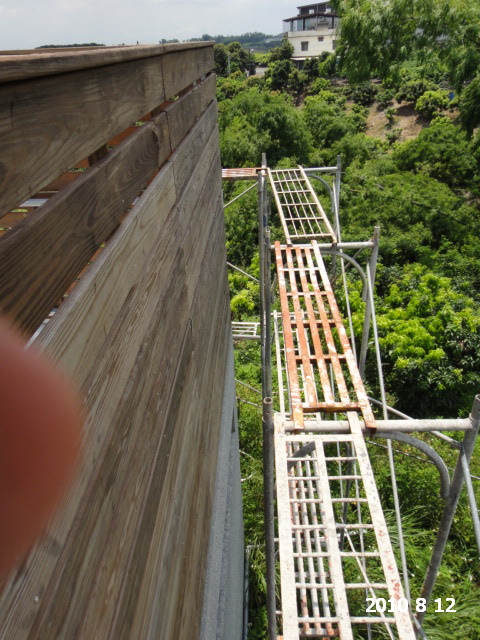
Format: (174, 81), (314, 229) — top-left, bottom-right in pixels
(218, 88), (311, 166)
(331, 0), (480, 130)
(361, 265), (480, 416)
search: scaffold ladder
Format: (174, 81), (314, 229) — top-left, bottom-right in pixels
(270, 174), (416, 638)
(268, 167), (337, 245)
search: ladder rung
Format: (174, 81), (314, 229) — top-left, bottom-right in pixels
(294, 582), (389, 590)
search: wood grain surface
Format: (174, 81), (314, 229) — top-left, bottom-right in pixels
(0, 74), (215, 334)
(0, 45), (232, 640)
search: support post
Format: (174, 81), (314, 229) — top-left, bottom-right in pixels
(359, 226), (380, 377)
(258, 154), (276, 640)
(417, 395), (480, 624)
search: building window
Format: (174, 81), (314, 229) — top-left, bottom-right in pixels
(301, 41), (309, 51)
(318, 36), (324, 41)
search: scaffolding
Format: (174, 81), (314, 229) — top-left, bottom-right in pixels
(224, 160), (480, 640)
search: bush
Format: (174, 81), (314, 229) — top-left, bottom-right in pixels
(377, 88), (395, 109)
(346, 82), (378, 106)
(385, 106), (397, 123)
(459, 73), (480, 137)
(385, 128), (402, 145)
(393, 119), (476, 188)
(395, 78), (438, 103)
(415, 89), (450, 119)
(307, 77), (330, 95)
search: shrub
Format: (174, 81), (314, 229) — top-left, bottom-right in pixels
(459, 73), (480, 137)
(346, 82), (378, 106)
(307, 77), (330, 95)
(385, 127), (402, 145)
(395, 78), (438, 103)
(415, 89), (450, 119)
(377, 88), (395, 109)
(393, 119), (476, 188)
(385, 106), (397, 123)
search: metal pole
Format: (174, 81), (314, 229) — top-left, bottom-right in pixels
(459, 448), (480, 556)
(365, 261), (412, 607)
(359, 226), (380, 376)
(224, 182), (258, 209)
(300, 418), (471, 432)
(227, 262), (260, 283)
(334, 155), (342, 240)
(258, 154), (276, 640)
(417, 395), (480, 624)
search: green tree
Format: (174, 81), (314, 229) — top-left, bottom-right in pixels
(415, 89), (450, 119)
(265, 59), (292, 91)
(392, 118), (476, 188)
(267, 36), (294, 63)
(458, 75), (480, 137)
(353, 264), (480, 416)
(214, 43), (229, 76)
(331, 0), (480, 129)
(219, 89), (311, 166)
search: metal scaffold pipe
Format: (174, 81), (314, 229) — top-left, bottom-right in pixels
(359, 226), (380, 377)
(258, 155), (276, 640)
(417, 394), (480, 625)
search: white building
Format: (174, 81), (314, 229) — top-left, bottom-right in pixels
(283, 3), (340, 66)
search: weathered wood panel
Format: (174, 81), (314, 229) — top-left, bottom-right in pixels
(0, 44), (213, 217)
(0, 75), (216, 333)
(0, 43), (211, 83)
(165, 73), (216, 150)
(162, 44), (214, 99)
(0, 45), (237, 640)
(0, 117), (169, 332)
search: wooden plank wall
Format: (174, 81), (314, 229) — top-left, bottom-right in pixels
(0, 44), (235, 639)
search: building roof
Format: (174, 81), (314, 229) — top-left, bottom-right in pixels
(283, 11), (339, 22)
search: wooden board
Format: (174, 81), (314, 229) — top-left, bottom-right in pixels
(162, 45), (214, 99)
(0, 47), (213, 219)
(0, 43), (211, 83)
(0, 116), (170, 333)
(0, 75), (216, 335)
(171, 100), (218, 196)
(35, 161), (177, 384)
(0, 45), (232, 640)
(164, 73), (216, 150)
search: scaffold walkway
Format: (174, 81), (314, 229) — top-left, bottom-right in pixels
(271, 173), (416, 639)
(268, 167), (337, 245)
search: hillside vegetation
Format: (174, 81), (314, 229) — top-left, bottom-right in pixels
(219, 3), (480, 638)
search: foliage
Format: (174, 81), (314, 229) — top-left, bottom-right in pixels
(458, 74), (480, 137)
(266, 36), (294, 63)
(395, 77), (439, 103)
(332, 0), (480, 130)
(302, 56), (321, 81)
(307, 77), (331, 95)
(415, 89), (450, 119)
(217, 37), (480, 638)
(385, 127), (402, 145)
(265, 59), (292, 91)
(214, 42), (250, 77)
(359, 264), (480, 416)
(219, 89), (311, 166)
(318, 52), (338, 78)
(216, 72), (250, 101)
(376, 87), (395, 109)
(303, 94), (368, 150)
(345, 81), (378, 106)
(385, 106), (396, 123)
(392, 119), (476, 188)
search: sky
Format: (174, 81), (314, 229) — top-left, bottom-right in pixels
(0, 0), (296, 51)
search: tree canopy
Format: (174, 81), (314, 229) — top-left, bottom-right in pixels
(332, 0), (480, 128)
